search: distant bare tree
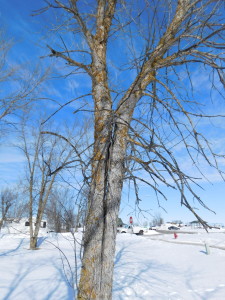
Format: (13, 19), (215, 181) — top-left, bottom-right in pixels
(46, 188), (78, 232)
(0, 29), (47, 137)
(151, 213), (164, 227)
(75, 185), (89, 228)
(46, 191), (63, 232)
(0, 188), (17, 230)
(19, 119), (79, 249)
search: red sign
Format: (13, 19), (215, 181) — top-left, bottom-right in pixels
(129, 216), (133, 224)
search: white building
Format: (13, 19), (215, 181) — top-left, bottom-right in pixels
(2, 218), (48, 235)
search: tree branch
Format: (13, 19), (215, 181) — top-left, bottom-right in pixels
(47, 45), (92, 75)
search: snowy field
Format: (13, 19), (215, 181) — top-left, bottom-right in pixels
(0, 229), (225, 300)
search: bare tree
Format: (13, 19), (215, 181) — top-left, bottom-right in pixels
(0, 188), (17, 230)
(0, 29), (47, 137)
(46, 188), (78, 232)
(75, 185), (89, 228)
(151, 213), (164, 227)
(18, 118), (79, 249)
(46, 191), (63, 232)
(35, 0), (225, 298)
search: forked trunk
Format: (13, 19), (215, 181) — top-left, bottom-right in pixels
(78, 19), (135, 296)
(78, 123), (128, 300)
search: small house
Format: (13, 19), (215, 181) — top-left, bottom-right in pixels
(2, 218), (48, 235)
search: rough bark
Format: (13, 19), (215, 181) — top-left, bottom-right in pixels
(77, 2), (121, 297)
(78, 127), (127, 299)
(78, 77), (140, 300)
(78, 58), (114, 300)
(78, 162), (122, 296)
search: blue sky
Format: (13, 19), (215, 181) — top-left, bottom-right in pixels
(1, 0), (225, 226)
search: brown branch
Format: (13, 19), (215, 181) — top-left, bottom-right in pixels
(47, 45), (92, 75)
(54, 0), (94, 49)
(41, 93), (92, 125)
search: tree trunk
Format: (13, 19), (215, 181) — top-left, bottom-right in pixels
(78, 165), (124, 299)
(29, 174), (56, 250)
(78, 118), (130, 299)
(0, 219), (3, 231)
(77, 11), (136, 295)
(30, 236), (38, 249)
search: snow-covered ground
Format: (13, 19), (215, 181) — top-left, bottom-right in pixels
(0, 229), (225, 300)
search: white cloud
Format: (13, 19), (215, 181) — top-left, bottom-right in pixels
(0, 147), (25, 164)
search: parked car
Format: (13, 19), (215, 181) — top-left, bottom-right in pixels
(117, 224), (147, 235)
(117, 224), (129, 233)
(168, 226), (180, 230)
(149, 226), (157, 230)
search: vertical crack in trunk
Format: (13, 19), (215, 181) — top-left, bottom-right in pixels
(100, 115), (115, 289)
